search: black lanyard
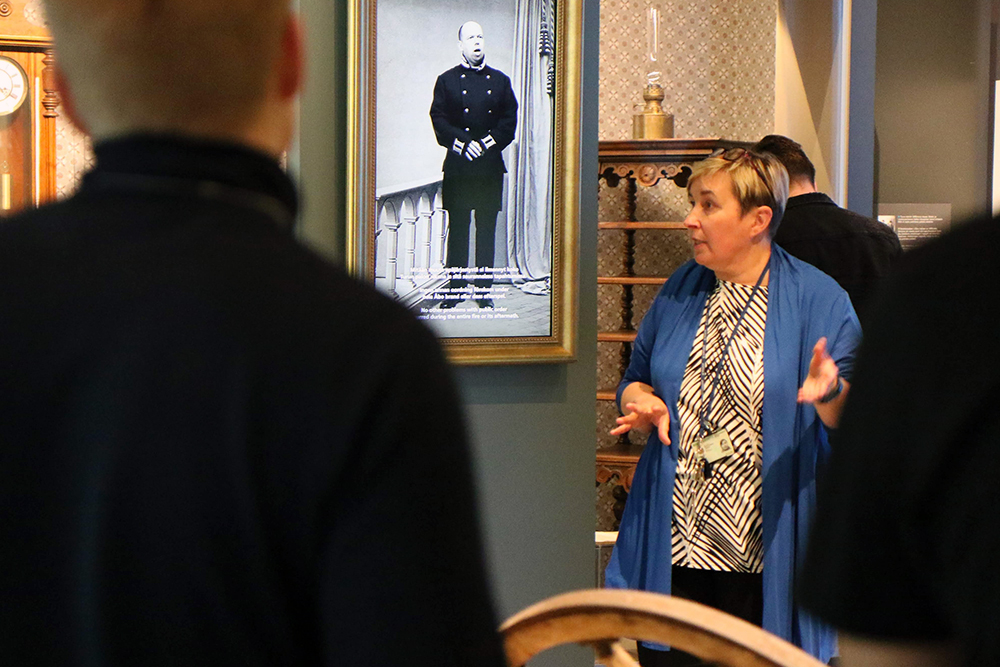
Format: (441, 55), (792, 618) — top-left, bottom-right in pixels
(86, 172), (296, 231)
(696, 257), (770, 439)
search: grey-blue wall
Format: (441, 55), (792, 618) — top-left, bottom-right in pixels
(848, 0), (877, 217)
(874, 0), (994, 222)
(294, 1), (599, 664)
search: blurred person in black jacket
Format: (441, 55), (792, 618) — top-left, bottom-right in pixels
(799, 211), (1000, 667)
(0, 1), (506, 665)
(753, 134), (902, 327)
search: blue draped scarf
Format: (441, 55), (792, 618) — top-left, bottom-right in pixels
(605, 245), (861, 663)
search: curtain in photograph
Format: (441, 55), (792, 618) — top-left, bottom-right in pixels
(504, 0), (555, 293)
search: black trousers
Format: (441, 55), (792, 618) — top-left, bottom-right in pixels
(637, 566), (763, 667)
(444, 207), (499, 292)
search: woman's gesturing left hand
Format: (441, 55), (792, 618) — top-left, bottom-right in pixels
(798, 337), (839, 403)
(798, 337), (850, 428)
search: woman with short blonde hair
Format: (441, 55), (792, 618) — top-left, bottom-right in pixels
(689, 148), (789, 235)
(606, 148), (859, 666)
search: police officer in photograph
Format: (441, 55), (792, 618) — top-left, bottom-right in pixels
(430, 20), (518, 309)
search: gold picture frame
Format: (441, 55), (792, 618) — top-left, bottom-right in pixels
(346, 0), (580, 365)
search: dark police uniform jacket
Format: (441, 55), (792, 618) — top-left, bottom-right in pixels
(430, 63), (517, 211)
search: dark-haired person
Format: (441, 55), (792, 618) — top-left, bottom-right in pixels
(752, 134), (901, 326)
(430, 20), (518, 309)
(0, 1), (506, 665)
(604, 149), (861, 666)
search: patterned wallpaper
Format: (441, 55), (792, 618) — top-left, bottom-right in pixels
(55, 114), (94, 199)
(22, 0), (45, 27)
(599, 0), (777, 142)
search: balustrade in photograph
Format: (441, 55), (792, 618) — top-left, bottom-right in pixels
(375, 179), (447, 306)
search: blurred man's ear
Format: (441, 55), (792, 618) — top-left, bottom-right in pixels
(278, 14), (304, 100)
(53, 65), (90, 137)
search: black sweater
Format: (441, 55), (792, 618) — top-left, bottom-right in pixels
(0, 135), (504, 667)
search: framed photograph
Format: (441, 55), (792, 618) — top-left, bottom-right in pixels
(346, 0), (581, 364)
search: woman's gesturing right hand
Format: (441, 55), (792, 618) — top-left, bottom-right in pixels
(610, 383), (671, 445)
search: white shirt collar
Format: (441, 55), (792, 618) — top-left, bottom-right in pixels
(460, 56), (487, 71)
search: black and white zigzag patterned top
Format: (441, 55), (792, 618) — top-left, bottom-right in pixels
(672, 279), (767, 573)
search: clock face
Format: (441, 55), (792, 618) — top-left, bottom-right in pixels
(0, 56), (27, 116)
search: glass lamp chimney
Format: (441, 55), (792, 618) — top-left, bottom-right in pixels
(646, 7), (661, 87)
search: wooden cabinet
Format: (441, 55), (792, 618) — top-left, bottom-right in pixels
(594, 138), (745, 530)
(0, 3), (57, 216)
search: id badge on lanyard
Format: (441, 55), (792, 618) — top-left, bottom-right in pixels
(694, 428), (735, 463)
(696, 258), (769, 479)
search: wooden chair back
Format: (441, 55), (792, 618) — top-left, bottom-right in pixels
(500, 589), (827, 667)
